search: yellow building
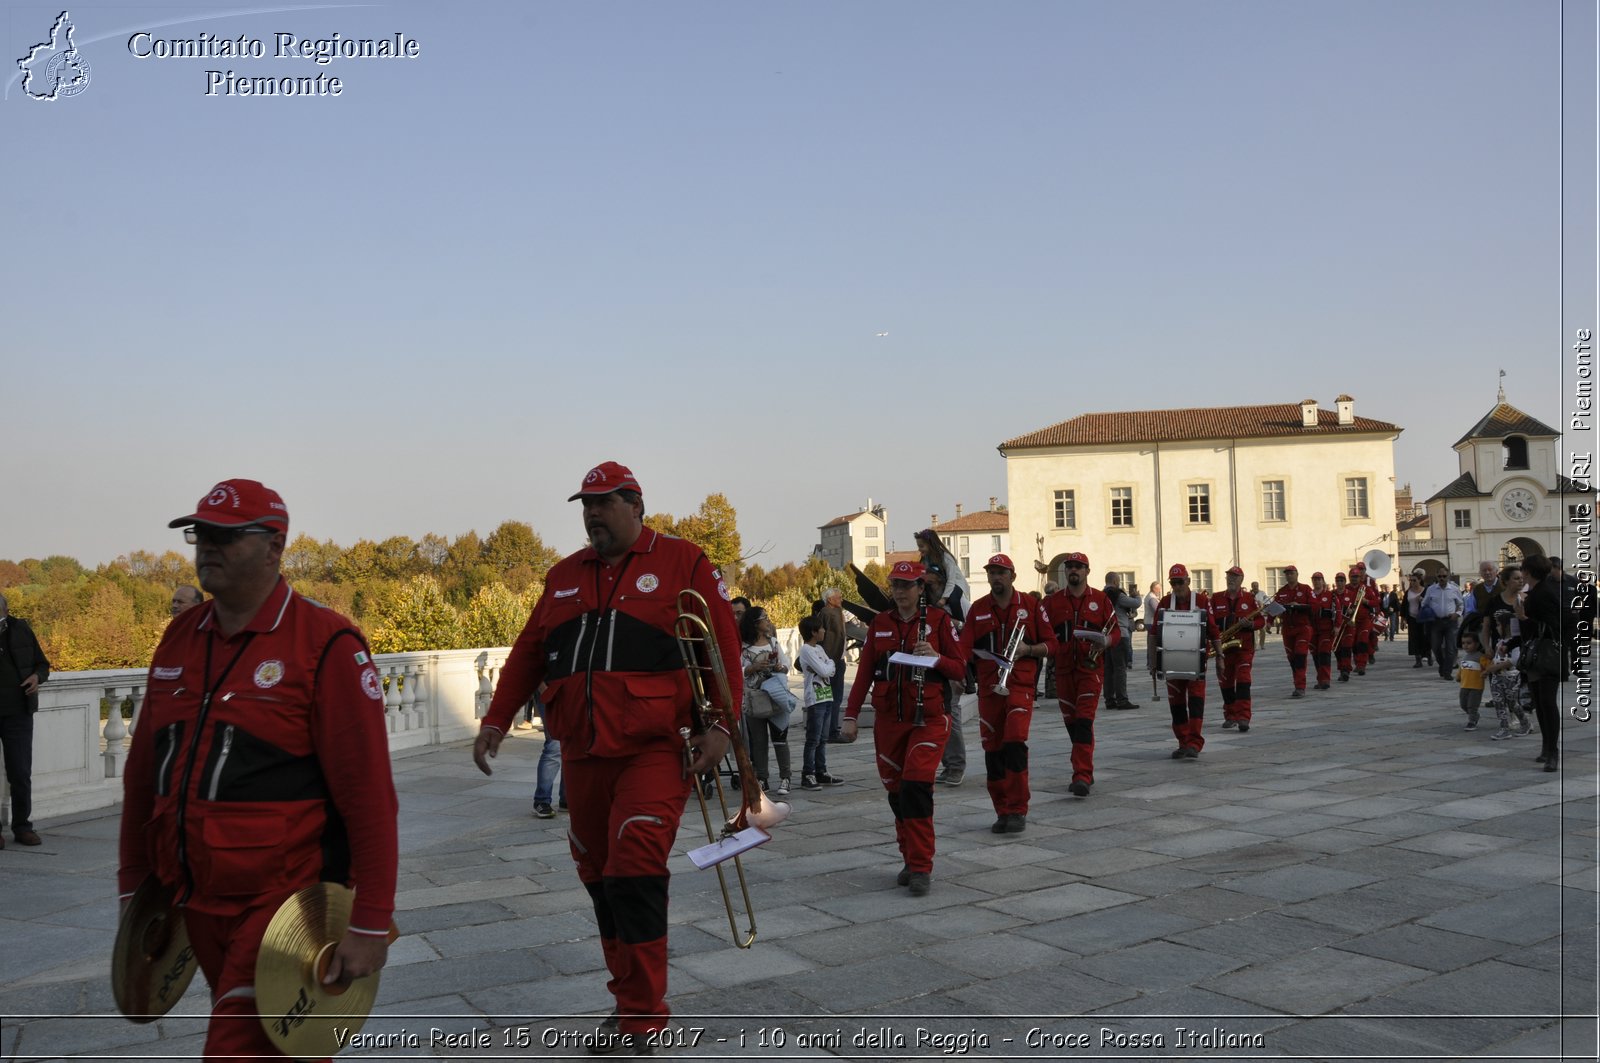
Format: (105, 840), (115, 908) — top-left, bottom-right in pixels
(998, 396), (1402, 595)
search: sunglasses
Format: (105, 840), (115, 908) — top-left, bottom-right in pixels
(184, 525), (276, 546)
(1064, 562), (1088, 570)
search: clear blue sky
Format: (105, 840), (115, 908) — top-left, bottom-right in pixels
(3, 1), (1593, 569)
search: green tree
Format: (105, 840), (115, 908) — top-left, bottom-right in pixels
(481, 521), (561, 579)
(461, 582), (535, 648)
(283, 535), (341, 584)
(648, 493), (742, 580)
(333, 539), (382, 584)
(374, 535), (422, 580)
(367, 575), (465, 653)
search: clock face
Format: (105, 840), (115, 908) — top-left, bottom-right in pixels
(1501, 487), (1537, 522)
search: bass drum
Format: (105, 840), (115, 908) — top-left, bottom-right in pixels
(1157, 610), (1206, 680)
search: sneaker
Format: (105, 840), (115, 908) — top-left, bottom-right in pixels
(818, 772), (845, 786)
(1338, 672), (1350, 682)
(775, 779), (791, 796)
(1002, 814), (1027, 833)
(1491, 727), (1514, 740)
(533, 802), (555, 819)
(1221, 720), (1238, 730)
(1514, 720), (1532, 737)
(937, 769), (964, 787)
(1170, 747), (1188, 759)
(907, 871), (931, 896)
(1068, 780), (1090, 797)
(1466, 716), (1479, 731)
(800, 774), (821, 791)
(1291, 689), (1305, 699)
(991, 816), (1011, 834)
(1413, 660), (1423, 669)
(1238, 723), (1250, 733)
(896, 864), (911, 887)
(1315, 682), (1331, 690)
(1182, 747), (1200, 759)
(1355, 669), (1366, 676)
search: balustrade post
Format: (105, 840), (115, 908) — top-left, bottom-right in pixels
(128, 682), (146, 736)
(397, 662), (417, 732)
(103, 687), (131, 778)
(383, 666), (402, 733)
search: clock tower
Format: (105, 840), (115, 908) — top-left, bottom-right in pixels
(1420, 396), (1568, 576)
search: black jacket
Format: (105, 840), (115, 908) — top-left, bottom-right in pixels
(1, 615), (51, 713)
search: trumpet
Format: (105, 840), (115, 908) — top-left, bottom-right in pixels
(992, 615), (1028, 695)
(673, 589), (785, 950)
(1217, 601), (1286, 654)
(1082, 612), (1120, 667)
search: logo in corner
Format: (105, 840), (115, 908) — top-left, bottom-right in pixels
(18, 11), (92, 101)
(253, 660), (285, 688)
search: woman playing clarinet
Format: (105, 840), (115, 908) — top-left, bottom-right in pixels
(842, 560), (966, 896)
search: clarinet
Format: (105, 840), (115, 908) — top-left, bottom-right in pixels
(911, 590), (929, 727)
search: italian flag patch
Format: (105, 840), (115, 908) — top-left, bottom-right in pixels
(353, 651), (370, 666)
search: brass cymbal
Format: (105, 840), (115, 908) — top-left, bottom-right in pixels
(255, 883), (391, 1062)
(111, 875), (198, 1022)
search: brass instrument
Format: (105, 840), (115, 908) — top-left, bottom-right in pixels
(1082, 609), (1121, 667)
(1330, 585), (1368, 650)
(1216, 602), (1272, 654)
(992, 612), (1028, 695)
(673, 589), (768, 949)
(911, 591), (929, 726)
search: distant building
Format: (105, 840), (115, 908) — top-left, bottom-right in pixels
(1400, 396), (1579, 578)
(816, 499), (888, 570)
(1000, 396), (1400, 596)
(931, 499), (1010, 579)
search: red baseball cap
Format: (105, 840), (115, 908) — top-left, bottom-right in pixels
(168, 479), (289, 530)
(1064, 551), (1090, 568)
(889, 560), (926, 582)
(568, 461), (642, 501)
(1354, 561), (1367, 572)
(984, 553), (1015, 573)
(1168, 563), (1189, 580)
(1284, 564), (1299, 573)
(1226, 566), (1245, 577)
(1311, 571), (1325, 580)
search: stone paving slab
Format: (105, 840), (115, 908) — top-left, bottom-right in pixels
(3, 647), (1595, 1061)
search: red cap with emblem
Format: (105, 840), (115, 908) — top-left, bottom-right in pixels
(1226, 566), (1244, 577)
(1064, 551), (1089, 568)
(889, 560), (926, 582)
(1168, 563), (1189, 580)
(569, 461), (642, 501)
(168, 479), (289, 530)
(984, 553), (1015, 573)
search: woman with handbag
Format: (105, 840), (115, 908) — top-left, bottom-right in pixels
(739, 606), (795, 795)
(1516, 554), (1564, 772)
(1405, 573), (1432, 668)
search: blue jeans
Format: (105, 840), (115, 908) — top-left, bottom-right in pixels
(534, 736), (565, 806)
(803, 700), (832, 776)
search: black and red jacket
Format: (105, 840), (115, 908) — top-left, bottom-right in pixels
(119, 579), (399, 935)
(483, 527), (741, 756)
(1273, 582), (1316, 636)
(1208, 590), (1265, 656)
(845, 604), (965, 722)
(1044, 587), (1122, 673)
(960, 591), (1057, 689)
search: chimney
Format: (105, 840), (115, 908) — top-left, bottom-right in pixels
(931, 514), (939, 526)
(1335, 394), (1355, 426)
(955, 503), (964, 519)
(1300, 399), (1318, 428)
(989, 496), (997, 510)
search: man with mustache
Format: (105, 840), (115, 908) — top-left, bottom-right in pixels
(1044, 553), (1120, 795)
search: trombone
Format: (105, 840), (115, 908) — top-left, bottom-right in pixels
(673, 589), (766, 949)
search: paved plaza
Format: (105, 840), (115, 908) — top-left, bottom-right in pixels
(1, 637), (1596, 1061)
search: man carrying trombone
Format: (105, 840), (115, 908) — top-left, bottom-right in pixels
(960, 554), (1057, 833)
(473, 462), (740, 1053)
(842, 560), (966, 896)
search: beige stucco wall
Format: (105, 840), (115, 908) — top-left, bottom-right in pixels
(1005, 432), (1399, 592)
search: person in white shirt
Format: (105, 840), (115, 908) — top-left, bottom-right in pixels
(1421, 572), (1466, 679)
(795, 616), (844, 789)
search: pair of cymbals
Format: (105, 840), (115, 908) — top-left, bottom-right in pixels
(256, 883), (395, 1061)
(112, 876), (199, 1021)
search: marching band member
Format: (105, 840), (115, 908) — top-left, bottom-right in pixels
(1272, 565), (1315, 699)
(960, 554), (1057, 833)
(1151, 564), (1219, 759)
(1349, 562), (1382, 672)
(1309, 572), (1336, 689)
(1333, 570), (1356, 681)
(842, 560), (966, 897)
(1044, 552), (1120, 796)
(1210, 566), (1265, 732)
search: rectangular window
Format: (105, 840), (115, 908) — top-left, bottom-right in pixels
(1261, 480), (1286, 522)
(959, 536), (970, 554)
(942, 535), (953, 551)
(1192, 568), (1214, 593)
(865, 545), (879, 558)
(1265, 567), (1290, 595)
(960, 557), (970, 578)
(1454, 509), (1472, 529)
(1114, 571), (1137, 600)
(991, 535), (1002, 553)
(1187, 484), (1211, 525)
(1345, 477), (1370, 519)
(865, 526), (879, 538)
(1053, 489), (1076, 529)
(1110, 487), (1134, 527)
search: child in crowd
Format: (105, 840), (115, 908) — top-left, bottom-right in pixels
(1484, 632), (1532, 740)
(1455, 630), (1487, 732)
(796, 616), (844, 790)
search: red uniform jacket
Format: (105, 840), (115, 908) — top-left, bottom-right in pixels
(1209, 590), (1265, 654)
(1151, 591), (1221, 652)
(1310, 587), (1339, 634)
(119, 579), (399, 934)
(1044, 587), (1122, 673)
(483, 527), (741, 756)
(1273, 582), (1316, 636)
(960, 591), (1057, 689)
(845, 605), (965, 721)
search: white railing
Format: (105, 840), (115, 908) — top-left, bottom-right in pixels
(0, 647), (512, 829)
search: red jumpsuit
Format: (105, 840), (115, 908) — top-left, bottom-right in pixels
(1152, 591), (1219, 753)
(1273, 582), (1316, 693)
(1044, 587), (1121, 786)
(845, 605), (965, 875)
(1310, 586), (1337, 687)
(483, 527), (740, 1039)
(119, 579), (399, 1062)
(1209, 590), (1265, 727)
(1334, 582), (1382, 678)
(960, 591), (1057, 819)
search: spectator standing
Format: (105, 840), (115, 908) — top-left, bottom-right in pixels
(1143, 580), (1162, 702)
(817, 588), (848, 742)
(1101, 572), (1138, 711)
(1404, 573), (1432, 668)
(1455, 630), (1489, 732)
(169, 584), (204, 618)
(1422, 571), (1466, 679)
(1517, 554), (1564, 771)
(796, 616), (842, 789)
(529, 698), (567, 819)
(0, 594), (50, 847)
(740, 606), (795, 795)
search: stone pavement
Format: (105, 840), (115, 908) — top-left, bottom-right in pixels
(2, 637), (1596, 1062)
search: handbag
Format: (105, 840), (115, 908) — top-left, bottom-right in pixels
(1522, 637), (1565, 679)
(743, 686), (775, 720)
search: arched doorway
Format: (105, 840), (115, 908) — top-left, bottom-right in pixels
(1500, 536), (1547, 566)
(1411, 558), (1448, 581)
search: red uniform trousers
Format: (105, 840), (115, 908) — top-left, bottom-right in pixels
(976, 686), (1034, 817)
(1166, 676), (1207, 751)
(565, 748), (689, 1037)
(1335, 624), (1358, 676)
(1055, 666), (1101, 786)
(184, 895), (329, 1062)
(874, 713), (950, 873)
(1217, 649), (1255, 724)
(1281, 622), (1312, 692)
(1354, 621), (1375, 670)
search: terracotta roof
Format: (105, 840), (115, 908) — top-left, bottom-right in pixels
(1452, 403), (1561, 447)
(932, 510), (1010, 533)
(1397, 513), (1431, 534)
(1000, 402), (1400, 450)
(883, 550), (919, 568)
(1425, 473), (1487, 503)
(820, 510), (884, 530)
